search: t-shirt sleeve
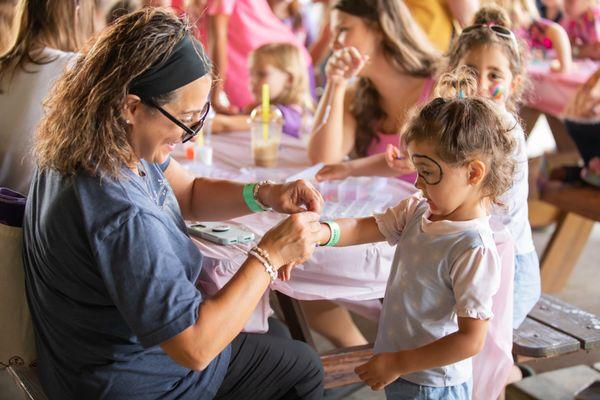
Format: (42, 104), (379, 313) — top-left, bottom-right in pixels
(207, 0), (236, 15)
(374, 193), (422, 245)
(94, 211), (202, 348)
(450, 245), (501, 320)
(277, 104), (302, 138)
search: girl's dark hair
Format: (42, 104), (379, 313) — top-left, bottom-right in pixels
(333, 0), (440, 157)
(403, 67), (516, 205)
(445, 5), (528, 113)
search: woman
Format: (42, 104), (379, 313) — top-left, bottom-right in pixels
(24, 9), (324, 400)
(308, 0), (439, 172)
(304, 0), (439, 348)
(0, 0), (94, 195)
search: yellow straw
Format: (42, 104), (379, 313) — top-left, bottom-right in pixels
(198, 128), (204, 148)
(261, 83), (270, 140)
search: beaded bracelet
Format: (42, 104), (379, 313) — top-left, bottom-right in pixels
(248, 247), (277, 282)
(321, 221), (341, 247)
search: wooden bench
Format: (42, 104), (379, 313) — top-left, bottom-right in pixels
(276, 293), (600, 389)
(6, 365), (47, 400)
(506, 364), (600, 399)
(9, 294), (599, 396)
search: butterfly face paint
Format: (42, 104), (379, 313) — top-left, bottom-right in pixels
(411, 154), (444, 185)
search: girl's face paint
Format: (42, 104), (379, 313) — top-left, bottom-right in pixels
(458, 44), (516, 109)
(491, 83), (505, 101)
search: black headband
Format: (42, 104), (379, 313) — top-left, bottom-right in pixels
(129, 34), (211, 99)
(333, 0), (378, 21)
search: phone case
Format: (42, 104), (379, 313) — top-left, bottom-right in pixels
(187, 222), (255, 245)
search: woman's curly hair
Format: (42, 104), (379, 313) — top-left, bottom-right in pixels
(35, 8), (205, 178)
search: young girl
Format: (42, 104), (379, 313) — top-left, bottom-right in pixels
(445, 5), (541, 329)
(286, 75), (516, 399)
(211, 42), (314, 139)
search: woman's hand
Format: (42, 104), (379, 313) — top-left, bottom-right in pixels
(259, 212), (323, 270)
(259, 180), (324, 214)
(325, 47), (369, 86)
(385, 144), (414, 176)
(315, 162), (352, 181)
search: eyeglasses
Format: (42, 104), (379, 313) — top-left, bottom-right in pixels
(144, 99), (211, 143)
(461, 24), (519, 62)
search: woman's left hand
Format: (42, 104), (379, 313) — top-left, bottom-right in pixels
(259, 179), (324, 214)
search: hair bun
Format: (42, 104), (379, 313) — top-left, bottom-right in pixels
(472, 4), (512, 28)
(434, 65), (479, 99)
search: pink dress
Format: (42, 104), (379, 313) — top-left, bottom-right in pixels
(207, 0), (312, 109)
(366, 77), (435, 184)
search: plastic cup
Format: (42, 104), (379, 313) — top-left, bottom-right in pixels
(249, 105), (283, 168)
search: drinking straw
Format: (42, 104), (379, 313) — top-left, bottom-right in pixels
(198, 128), (204, 148)
(262, 83), (269, 140)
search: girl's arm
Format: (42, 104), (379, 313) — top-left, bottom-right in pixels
(545, 21), (573, 72)
(316, 217), (386, 247)
(356, 317), (488, 391)
(316, 150), (414, 181)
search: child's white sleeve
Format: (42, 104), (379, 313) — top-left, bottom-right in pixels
(374, 193), (422, 245)
(450, 246), (501, 320)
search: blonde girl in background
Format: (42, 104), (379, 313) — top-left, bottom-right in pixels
(212, 42), (314, 139)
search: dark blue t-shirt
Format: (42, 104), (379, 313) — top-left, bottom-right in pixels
(22, 161), (230, 399)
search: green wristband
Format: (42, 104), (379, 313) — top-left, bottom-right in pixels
(322, 221), (341, 247)
(243, 183), (263, 213)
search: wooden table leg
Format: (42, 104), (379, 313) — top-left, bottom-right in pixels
(545, 114), (578, 154)
(274, 292), (316, 349)
(540, 212), (595, 293)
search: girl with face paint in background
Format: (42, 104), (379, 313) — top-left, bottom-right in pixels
(443, 5), (541, 334)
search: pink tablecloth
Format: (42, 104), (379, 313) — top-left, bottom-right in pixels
(179, 131), (416, 332)
(526, 59), (599, 116)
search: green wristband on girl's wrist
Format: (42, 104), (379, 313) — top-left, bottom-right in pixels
(321, 221), (341, 247)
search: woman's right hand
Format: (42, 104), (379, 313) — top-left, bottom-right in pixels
(325, 47), (369, 85)
(258, 212), (322, 270)
(315, 162), (352, 181)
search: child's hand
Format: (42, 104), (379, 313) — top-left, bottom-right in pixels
(325, 47), (369, 85)
(385, 144), (414, 176)
(355, 352), (406, 391)
(278, 263), (295, 281)
(315, 163), (352, 181)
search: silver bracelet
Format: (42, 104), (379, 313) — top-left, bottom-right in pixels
(248, 249), (277, 282)
(253, 180), (274, 211)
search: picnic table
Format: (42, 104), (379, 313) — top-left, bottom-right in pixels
(523, 59), (599, 152)
(539, 183), (600, 292)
